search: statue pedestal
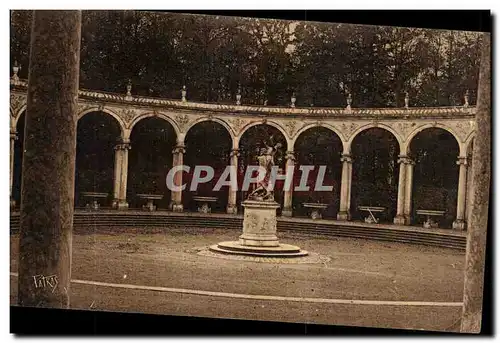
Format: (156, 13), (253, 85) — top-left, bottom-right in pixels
(211, 199), (308, 258)
(239, 200), (280, 247)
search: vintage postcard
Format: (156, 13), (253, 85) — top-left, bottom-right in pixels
(9, 10), (491, 334)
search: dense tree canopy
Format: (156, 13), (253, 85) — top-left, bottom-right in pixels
(10, 10), (481, 107)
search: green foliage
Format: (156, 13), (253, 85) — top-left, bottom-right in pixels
(10, 11), (481, 107)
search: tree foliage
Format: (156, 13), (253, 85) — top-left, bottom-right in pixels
(10, 10), (481, 107)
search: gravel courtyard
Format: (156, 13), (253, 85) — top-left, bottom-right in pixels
(10, 227), (466, 332)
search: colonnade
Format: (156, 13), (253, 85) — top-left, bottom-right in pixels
(9, 124), (472, 230)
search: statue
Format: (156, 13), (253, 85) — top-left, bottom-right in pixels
(211, 136), (308, 258)
(247, 136), (282, 202)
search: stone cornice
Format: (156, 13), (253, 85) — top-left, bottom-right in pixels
(10, 78), (477, 119)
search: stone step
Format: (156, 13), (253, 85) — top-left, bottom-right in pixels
(281, 224), (465, 242)
(285, 224), (465, 239)
(72, 219), (241, 224)
(283, 225), (465, 242)
(72, 219), (240, 225)
(210, 243), (309, 258)
(286, 229), (464, 249)
(9, 213), (465, 250)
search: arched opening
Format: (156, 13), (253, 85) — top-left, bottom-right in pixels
(293, 127), (342, 219)
(183, 121), (232, 213)
(239, 124), (287, 214)
(128, 117), (177, 209)
(12, 112), (25, 209)
(350, 128), (399, 223)
(409, 128), (459, 228)
(75, 112), (122, 207)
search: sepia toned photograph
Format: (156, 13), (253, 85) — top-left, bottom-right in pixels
(8, 10), (491, 334)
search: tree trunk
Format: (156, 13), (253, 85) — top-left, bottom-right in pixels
(460, 32), (491, 333)
(18, 10), (82, 309)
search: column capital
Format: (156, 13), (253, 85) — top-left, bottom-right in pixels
(116, 137), (130, 143)
(397, 155), (413, 165)
(457, 156), (468, 166)
(172, 144), (186, 154)
(229, 149), (240, 158)
(114, 142), (131, 151)
(285, 151), (295, 161)
(406, 157), (416, 166)
(10, 130), (18, 140)
(466, 153), (473, 163)
(340, 153), (352, 163)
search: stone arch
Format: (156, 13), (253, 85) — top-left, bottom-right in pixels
(292, 124), (343, 219)
(183, 118), (234, 213)
(128, 112), (181, 139)
(349, 126), (401, 222)
(292, 123), (344, 151)
(237, 120), (289, 149)
(185, 116), (235, 147)
(465, 131), (476, 154)
(75, 110), (124, 208)
(347, 124), (403, 155)
(78, 107), (127, 138)
(127, 114), (178, 209)
(405, 123), (463, 156)
(237, 122), (288, 214)
(12, 103), (28, 128)
(408, 125), (461, 228)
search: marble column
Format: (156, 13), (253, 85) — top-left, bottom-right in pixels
(117, 141), (130, 210)
(282, 151), (295, 217)
(403, 158), (415, 224)
(337, 153), (353, 221)
(112, 140), (123, 208)
(465, 153), (473, 223)
(10, 130), (17, 209)
(453, 156), (468, 230)
(394, 155), (409, 225)
(347, 160), (353, 213)
(170, 144), (185, 212)
(226, 148), (239, 214)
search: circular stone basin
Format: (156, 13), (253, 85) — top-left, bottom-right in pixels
(210, 241), (308, 258)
